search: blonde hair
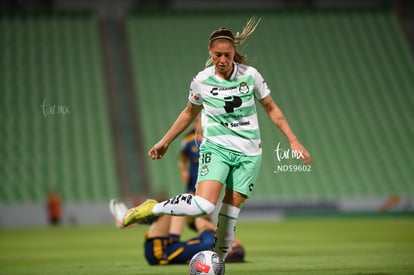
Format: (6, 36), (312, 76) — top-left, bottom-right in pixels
(205, 16), (261, 68)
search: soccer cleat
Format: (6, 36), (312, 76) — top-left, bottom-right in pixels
(123, 199), (158, 227)
(225, 244), (245, 263)
(109, 199), (129, 228)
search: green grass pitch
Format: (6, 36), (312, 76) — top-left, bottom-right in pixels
(1, 216), (413, 274)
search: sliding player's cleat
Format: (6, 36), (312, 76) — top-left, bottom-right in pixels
(123, 199), (158, 227)
(109, 199), (129, 228)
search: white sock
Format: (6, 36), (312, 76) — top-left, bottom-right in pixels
(214, 203), (240, 260)
(152, 194), (215, 216)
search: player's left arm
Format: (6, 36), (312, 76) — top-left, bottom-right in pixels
(259, 95), (312, 165)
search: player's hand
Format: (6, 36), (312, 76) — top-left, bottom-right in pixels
(290, 140), (312, 165)
(148, 141), (169, 160)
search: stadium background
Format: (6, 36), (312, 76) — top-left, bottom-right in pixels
(0, 0), (413, 227)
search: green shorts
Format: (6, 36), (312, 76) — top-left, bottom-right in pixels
(197, 139), (262, 198)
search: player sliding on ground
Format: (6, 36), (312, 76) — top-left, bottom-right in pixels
(109, 199), (245, 265)
(123, 16), (312, 262)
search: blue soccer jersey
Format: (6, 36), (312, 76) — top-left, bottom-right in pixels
(144, 230), (215, 265)
(180, 131), (200, 193)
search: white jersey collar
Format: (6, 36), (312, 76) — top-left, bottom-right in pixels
(213, 62), (238, 81)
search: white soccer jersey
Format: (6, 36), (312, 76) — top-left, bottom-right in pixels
(189, 63), (270, 156)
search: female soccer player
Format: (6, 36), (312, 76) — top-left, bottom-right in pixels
(123, 17), (312, 261)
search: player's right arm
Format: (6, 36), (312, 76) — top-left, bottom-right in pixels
(148, 102), (202, 160)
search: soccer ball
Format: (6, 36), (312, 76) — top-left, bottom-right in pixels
(189, 250), (225, 275)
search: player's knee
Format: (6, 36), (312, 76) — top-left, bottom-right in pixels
(194, 195), (215, 215)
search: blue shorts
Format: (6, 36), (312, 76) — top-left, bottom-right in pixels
(144, 230), (215, 265)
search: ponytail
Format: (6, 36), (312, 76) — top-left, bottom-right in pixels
(205, 16), (261, 67)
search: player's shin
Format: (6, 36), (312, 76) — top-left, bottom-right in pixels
(152, 194), (215, 216)
(214, 203), (240, 260)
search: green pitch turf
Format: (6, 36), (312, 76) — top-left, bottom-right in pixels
(1, 216), (413, 274)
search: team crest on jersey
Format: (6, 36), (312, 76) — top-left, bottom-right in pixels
(239, 82), (249, 94)
(200, 165), (209, 176)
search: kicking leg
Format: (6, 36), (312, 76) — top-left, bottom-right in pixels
(123, 181), (221, 227)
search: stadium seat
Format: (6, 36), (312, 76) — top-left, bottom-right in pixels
(0, 11), (118, 203)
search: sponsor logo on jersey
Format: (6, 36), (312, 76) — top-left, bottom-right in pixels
(191, 93), (200, 101)
(220, 120), (251, 128)
(210, 86), (238, 96)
